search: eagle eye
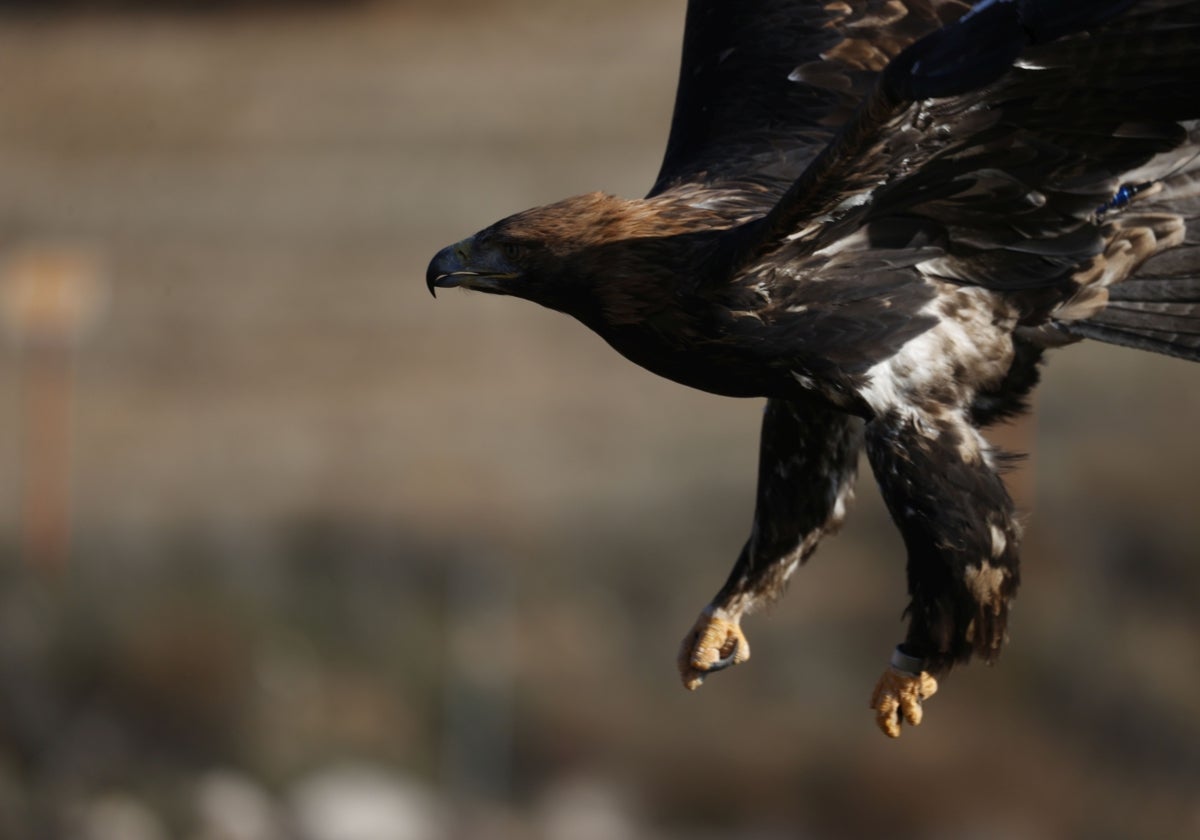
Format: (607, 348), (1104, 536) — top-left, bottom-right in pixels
(501, 241), (525, 260)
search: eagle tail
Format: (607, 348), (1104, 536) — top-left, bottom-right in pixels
(1058, 152), (1200, 363)
(1068, 274), (1200, 363)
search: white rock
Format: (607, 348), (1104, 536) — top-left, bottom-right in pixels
(288, 763), (443, 840)
(195, 770), (283, 840)
(536, 776), (638, 840)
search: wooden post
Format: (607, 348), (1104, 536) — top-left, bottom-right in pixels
(1, 246), (106, 575)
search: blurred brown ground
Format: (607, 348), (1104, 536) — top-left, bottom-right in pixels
(0, 1), (1197, 838)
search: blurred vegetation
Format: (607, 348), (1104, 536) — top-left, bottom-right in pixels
(0, 1), (1197, 838)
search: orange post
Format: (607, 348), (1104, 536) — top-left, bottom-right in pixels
(1, 246), (106, 574)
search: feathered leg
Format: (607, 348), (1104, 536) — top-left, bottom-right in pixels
(864, 408), (1021, 737)
(679, 397), (861, 689)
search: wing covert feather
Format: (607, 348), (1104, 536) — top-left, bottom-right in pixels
(734, 0), (1200, 309)
(650, 0), (970, 204)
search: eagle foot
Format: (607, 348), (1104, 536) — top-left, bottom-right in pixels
(678, 609), (750, 690)
(870, 666), (938, 739)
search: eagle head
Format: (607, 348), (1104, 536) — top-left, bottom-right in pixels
(426, 192), (639, 316)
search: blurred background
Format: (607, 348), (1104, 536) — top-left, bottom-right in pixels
(0, 1), (1198, 838)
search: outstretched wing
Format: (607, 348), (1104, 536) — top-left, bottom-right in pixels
(649, 0), (971, 204)
(739, 0), (1200, 342)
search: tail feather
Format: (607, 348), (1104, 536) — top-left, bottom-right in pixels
(1067, 278), (1200, 361)
(1067, 269), (1200, 362)
(1095, 301), (1200, 331)
(1107, 277), (1200, 302)
(1064, 321), (1200, 362)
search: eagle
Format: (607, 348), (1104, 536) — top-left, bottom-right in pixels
(426, 0), (1200, 738)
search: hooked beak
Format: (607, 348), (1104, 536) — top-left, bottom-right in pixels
(426, 240), (470, 297)
(426, 237), (514, 298)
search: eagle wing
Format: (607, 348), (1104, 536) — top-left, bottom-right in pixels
(737, 0), (1200, 359)
(649, 0), (972, 205)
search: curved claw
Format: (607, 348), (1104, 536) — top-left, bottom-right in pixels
(705, 639), (742, 673)
(870, 667), (938, 739)
(678, 610), (750, 690)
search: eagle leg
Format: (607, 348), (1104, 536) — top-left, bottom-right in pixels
(864, 407), (1021, 736)
(678, 398), (861, 691)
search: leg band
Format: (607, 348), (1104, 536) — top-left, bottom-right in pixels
(890, 645), (925, 677)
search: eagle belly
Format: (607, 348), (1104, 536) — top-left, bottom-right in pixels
(596, 321), (785, 399)
(854, 284), (1019, 422)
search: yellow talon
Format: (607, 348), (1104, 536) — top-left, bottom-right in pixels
(870, 667), (938, 738)
(677, 609), (750, 690)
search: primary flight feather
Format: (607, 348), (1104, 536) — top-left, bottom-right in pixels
(427, 0), (1200, 738)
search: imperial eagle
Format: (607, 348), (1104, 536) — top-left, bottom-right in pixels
(427, 0), (1200, 737)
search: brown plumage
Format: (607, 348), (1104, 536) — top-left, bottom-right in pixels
(427, 0), (1200, 737)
